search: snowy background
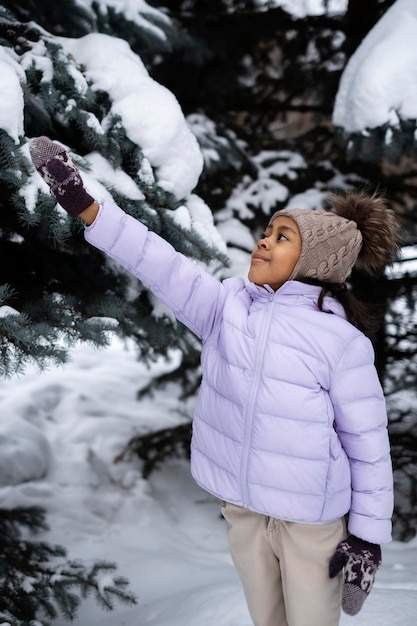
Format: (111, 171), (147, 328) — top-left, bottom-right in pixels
(1, 0), (417, 624)
(0, 337), (416, 626)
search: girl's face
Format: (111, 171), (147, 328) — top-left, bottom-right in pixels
(248, 215), (302, 291)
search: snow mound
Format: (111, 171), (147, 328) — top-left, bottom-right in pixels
(0, 418), (50, 486)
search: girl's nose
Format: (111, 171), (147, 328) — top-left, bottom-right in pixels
(258, 238), (268, 249)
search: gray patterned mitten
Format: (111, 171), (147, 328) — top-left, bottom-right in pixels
(29, 136), (94, 218)
(329, 534), (381, 615)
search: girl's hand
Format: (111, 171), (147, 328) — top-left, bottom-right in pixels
(329, 534), (382, 615)
(29, 136), (96, 221)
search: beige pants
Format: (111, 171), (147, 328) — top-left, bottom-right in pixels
(221, 502), (345, 626)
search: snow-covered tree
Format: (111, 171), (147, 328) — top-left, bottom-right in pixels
(0, 5), (232, 377)
(0, 4), (231, 622)
(333, 0), (417, 160)
(0, 506), (137, 624)
(0, 0), (416, 558)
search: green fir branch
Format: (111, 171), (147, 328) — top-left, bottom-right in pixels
(0, 507), (137, 625)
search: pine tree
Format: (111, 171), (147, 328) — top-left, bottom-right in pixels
(0, 5), (230, 377)
(0, 506), (137, 625)
(1, 0), (416, 556)
(0, 4), (232, 621)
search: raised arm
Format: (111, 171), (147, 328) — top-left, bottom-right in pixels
(29, 136), (227, 340)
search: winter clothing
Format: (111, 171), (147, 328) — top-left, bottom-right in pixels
(83, 199), (394, 546)
(329, 534), (382, 616)
(222, 502), (345, 626)
(270, 192), (400, 284)
(29, 136), (94, 217)
(276, 208), (362, 284)
(29, 136), (397, 623)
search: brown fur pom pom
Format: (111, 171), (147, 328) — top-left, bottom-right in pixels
(327, 190), (402, 276)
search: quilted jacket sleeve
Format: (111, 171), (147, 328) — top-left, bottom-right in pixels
(329, 334), (393, 545)
(84, 199), (227, 341)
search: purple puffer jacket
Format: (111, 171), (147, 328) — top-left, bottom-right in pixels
(85, 200), (393, 544)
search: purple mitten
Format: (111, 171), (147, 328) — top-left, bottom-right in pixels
(329, 534), (382, 616)
(29, 136), (94, 218)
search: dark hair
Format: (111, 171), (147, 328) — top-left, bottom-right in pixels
(301, 278), (378, 333)
(317, 283), (378, 334)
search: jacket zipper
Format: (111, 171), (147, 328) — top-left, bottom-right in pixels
(241, 290), (275, 506)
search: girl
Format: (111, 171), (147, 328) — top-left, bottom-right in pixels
(29, 136), (400, 626)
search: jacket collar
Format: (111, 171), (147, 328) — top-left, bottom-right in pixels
(246, 280), (347, 319)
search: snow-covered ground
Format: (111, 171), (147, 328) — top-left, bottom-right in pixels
(1, 2), (417, 620)
(0, 336), (416, 625)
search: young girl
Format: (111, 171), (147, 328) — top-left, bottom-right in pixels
(29, 137), (400, 626)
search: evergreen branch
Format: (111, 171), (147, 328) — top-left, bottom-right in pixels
(0, 313), (69, 378)
(0, 131), (22, 170)
(118, 421), (192, 478)
(0, 506), (49, 536)
(0, 509), (137, 625)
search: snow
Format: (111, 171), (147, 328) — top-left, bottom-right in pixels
(333, 0), (417, 132)
(0, 1), (417, 622)
(12, 29), (223, 250)
(58, 32), (204, 201)
(0, 337), (416, 625)
(3, 0), (416, 161)
(265, 0), (348, 17)
(92, 0), (172, 41)
(0, 54), (24, 142)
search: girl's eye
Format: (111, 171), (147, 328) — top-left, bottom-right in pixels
(260, 231), (287, 241)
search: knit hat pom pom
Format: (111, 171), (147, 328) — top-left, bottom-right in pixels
(327, 190), (401, 276)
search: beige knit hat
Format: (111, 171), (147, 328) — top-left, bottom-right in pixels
(268, 191), (401, 285)
(275, 208), (362, 283)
